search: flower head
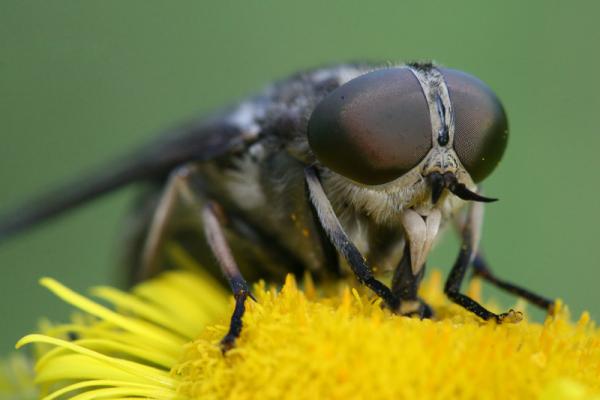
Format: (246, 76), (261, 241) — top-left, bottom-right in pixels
(15, 248), (600, 399)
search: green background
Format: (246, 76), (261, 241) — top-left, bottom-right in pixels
(1, 1), (599, 355)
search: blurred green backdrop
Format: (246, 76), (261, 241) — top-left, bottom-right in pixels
(1, 1), (599, 355)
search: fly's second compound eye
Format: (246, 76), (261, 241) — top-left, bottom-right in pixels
(441, 69), (509, 183)
(307, 68), (432, 185)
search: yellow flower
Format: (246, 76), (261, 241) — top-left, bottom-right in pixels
(0, 353), (36, 400)
(15, 247), (600, 399)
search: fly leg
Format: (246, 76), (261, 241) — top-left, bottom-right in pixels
(445, 201), (522, 323)
(305, 166), (398, 310)
(202, 200), (254, 352)
(452, 199), (555, 314)
(139, 164), (253, 351)
(471, 253), (555, 313)
(391, 245), (432, 318)
(137, 172), (192, 282)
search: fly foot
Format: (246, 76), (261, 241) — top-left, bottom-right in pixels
(496, 309), (523, 324)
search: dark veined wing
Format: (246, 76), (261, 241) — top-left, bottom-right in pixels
(0, 115), (257, 243)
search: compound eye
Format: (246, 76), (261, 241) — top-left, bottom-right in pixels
(441, 69), (509, 183)
(307, 68), (432, 185)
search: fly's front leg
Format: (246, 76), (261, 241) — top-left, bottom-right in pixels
(139, 164), (253, 351)
(445, 201), (522, 323)
(305, 166), (398, 310)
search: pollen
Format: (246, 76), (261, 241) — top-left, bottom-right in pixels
(13, 247), (600, 400)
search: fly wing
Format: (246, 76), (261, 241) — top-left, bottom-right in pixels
(0, 115), (257, 242)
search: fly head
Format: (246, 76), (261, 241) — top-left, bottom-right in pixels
(307, 63), (508, 207)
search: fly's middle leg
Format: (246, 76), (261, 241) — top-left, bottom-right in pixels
(202, 200), (255, 352)
(138, 163), (253, 351)
(452, 195), (555, 315)
(470, 253), (555, 314)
